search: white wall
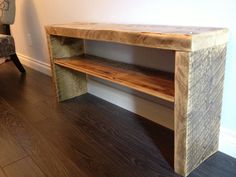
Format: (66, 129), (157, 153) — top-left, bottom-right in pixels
(11, 0), (236, 157)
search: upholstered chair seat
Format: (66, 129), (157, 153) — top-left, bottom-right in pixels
(0, 34), (15, 57)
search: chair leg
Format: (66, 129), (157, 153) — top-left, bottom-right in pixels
(10, 54), (26, 73)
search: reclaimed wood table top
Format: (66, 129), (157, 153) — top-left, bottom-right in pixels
(46, 22), (228, 52)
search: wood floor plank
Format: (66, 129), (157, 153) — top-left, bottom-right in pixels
(0, 63), (55, 123)
(189, 152), (236, 177)
(0, 63), (176, 177)
(3, 157), (45, 177)
(0, 62), (236, 177)
(0, 169), (6, 177)
(0, 123), (27, 167)
(33, 97), (175, 177)
(0, 97), (88, 177)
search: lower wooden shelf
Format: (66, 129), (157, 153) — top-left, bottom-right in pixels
(54, 54), (175, 102)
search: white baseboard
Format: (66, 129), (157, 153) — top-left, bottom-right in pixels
(219, 128), (236, 158)
(17, 53), (236, 158)
(17, 53), (51, 76)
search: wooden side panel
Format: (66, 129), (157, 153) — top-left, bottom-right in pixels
(50, 35), (85, 58)
(54, 65), (87, 101)
(46, 35), (87, 101)
(174, 51), (189, 175)
(175, 44), (227, 176)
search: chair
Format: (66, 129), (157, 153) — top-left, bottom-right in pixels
(0, 0), (25, 73)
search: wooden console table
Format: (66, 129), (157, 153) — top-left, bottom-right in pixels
(45, 23), (228, 176)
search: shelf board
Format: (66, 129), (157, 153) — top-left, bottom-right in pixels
(54, 54), (174, 102)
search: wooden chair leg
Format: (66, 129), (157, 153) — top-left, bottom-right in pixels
(10, 54), (26, 73)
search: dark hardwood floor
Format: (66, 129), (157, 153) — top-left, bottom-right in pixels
(0, 61), (235, 177)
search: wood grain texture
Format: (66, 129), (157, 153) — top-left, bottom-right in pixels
(0, 63), (235, 177)
(189, 152), (236, 177)
(46, 34), (87, 101)
(50, 35), (85, 58)
(174, 51), (189, 176)
(4, 157), (46, 177)
(54, 65), (87, 101)
(0, 98), (88, 177)
(45, 23), (228, 52)
(55, 54), (175, 102)
(0, 169), (6, 177)
(0, 69), (176, 177)
(174, 44), (227, 176)
(0, 124), (27, 167)
(45, 23), (229, 176)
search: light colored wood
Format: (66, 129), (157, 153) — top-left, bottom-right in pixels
(45, 23), (228, 52)
(174, 44), (227, 176)
(46, 34), (87, 101)
(4, 157), (46, 177)
(54, 65), (87, 101)
(0, 169), (6, 177)
(0, 124), (27, 167)
(45, 22), (229, 177)
(55, 54), (174, 102)
(174, 51), (189, 176)
(50, 35), (85, 58)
